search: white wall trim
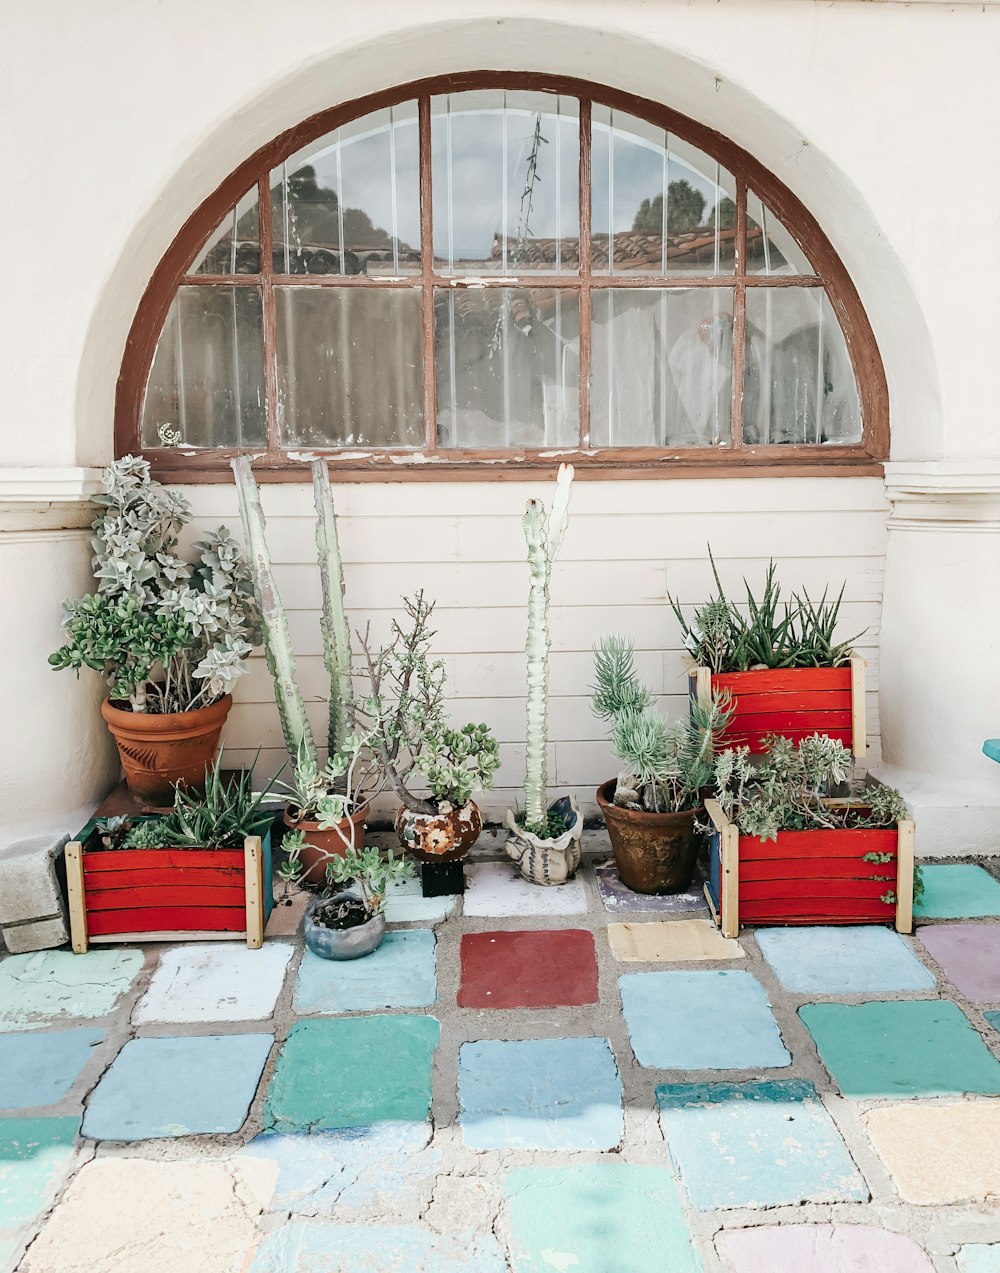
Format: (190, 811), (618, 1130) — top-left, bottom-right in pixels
(0, 468), (101, 533)
(884, 461), (1000, 532)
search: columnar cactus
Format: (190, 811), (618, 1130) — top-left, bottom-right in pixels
(312, 459), (353, 754)
(522, 463), (574, 833)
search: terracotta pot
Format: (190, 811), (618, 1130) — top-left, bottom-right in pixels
(283, 802), (369, 886)
(395, 801), (482, 863)
(503, 795), (583, 886)
(596, 779), (698, 894)
(101, 694), (233, 806)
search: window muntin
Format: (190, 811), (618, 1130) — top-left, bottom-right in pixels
(131, 76), (882, 470)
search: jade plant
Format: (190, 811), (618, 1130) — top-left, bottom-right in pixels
(50, 456), (260, 712)
(668, 549), (863, 673)
(592, 635), (732, 813)
(355, 591), (500, 814)
(279, 840), (413, 928)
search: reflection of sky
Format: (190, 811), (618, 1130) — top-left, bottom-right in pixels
(292, 106), (730, 261)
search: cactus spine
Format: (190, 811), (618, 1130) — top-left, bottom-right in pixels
(311, 459), (353, 754)
(231, 456), (315, 767)
(522, 463), (574, 832)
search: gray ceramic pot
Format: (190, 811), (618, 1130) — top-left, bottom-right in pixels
(303, 893), (386, 960)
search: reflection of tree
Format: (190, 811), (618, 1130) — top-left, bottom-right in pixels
(632, 180), (707, 233)
(272, 165), (406, 251)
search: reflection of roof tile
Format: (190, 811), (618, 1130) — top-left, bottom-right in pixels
(473, 226), (772, 270)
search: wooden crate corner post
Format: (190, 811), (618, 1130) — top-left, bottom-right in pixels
(894, 818), (916, 934)
(64, 840), (89, 955)
(850, 654), (867, 760)
(704, 798), (740, 939)
(244, 835), (265, 949)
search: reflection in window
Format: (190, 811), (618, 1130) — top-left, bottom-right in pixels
(435, 289), (579, 446)
(141, 286), (266, 448)
(746, 191), (815, 276)
(744, 289), (861, 444)
(276, 288), (424, 447)
(591, 107), (736, 275)
(591, 289), (733, 446)
(431, 92), (580, 275)
(271, 103), (420, 277)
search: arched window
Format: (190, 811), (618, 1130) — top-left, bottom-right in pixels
(118, 74), (887, 480)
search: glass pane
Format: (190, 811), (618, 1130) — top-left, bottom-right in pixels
(745, 288), (860, 444)
(431, 91), (580, 275)
(271, 103), (420, 277)
(591, 288), (733, 446)
(591, 107), (736, 275)
(747, 191), (815, 275)
(190, 187), (260, 275)
(276, 287), (423, 447)
(435, 288), (579, 446)
(141, 286), (266, 448)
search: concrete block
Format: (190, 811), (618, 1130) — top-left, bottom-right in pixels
(3, 917), (69, 954)
(0, 833), (67, 926)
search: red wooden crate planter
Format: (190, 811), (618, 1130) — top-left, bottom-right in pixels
(64, 829), (273, 953)
(703, 798), (915, 937)
(689, 656), (866, 758)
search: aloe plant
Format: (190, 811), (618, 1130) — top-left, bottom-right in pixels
(521, 464), (573, 834)
(312, 459), (353, 753)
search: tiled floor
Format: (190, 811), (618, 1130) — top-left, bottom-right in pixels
(2, 850), (1000, 1271)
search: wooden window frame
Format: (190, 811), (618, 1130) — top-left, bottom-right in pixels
(116, 72), (888, 483)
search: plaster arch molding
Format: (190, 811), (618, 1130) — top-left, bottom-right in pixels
(74, 14), (940, 466)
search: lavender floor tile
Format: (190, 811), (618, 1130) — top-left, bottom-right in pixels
(918, 925), (1000, 1003)
(595, 859), (707, 914)
(716, 1224), (934, 1271)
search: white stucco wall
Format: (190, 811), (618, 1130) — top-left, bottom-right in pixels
(2, 0), (999, 849)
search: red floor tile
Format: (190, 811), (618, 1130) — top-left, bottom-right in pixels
(458, 929), (599, 1009)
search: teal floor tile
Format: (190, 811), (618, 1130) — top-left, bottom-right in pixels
(294, 930), (436, 1014)
(800, 1000), (1000, 1097)
(0, 951), (142, 1031)
(505, 1163), (701, 1273)
(756, 926), (935, 994)
(0, 1029), (102, 1109)
(0, 1117), (79, 1228)
(620, 970), (790, 1069)
(985, 1010), (1000, 1035)
(657, 1079), (867, 1210)
(459, 1037), (623, 1151)
(914, 865), (1000, 919)
(250, 1221), (506, 1271)
(82, 1033), (272, 1140)
(265, 1016), (440, 1131)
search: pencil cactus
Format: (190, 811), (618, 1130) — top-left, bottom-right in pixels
(522, 463), (573, 834)
(312, 459), (353, 754)
(231, 456), (315, 767)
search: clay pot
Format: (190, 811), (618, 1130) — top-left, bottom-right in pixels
(503, 795), (583, 886)
(596, 779), (697, 894)
(395, 801), (482, 863)
(101, 693), (233, 805)
(303, 893), (385, 960)
(283, 802), (369, 886)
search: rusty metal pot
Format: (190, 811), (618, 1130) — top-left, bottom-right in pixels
(596, 779), (697, 895)
(395, 801), (482, 863)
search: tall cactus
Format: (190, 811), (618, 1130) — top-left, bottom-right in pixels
(311, 459), (353, 754)
(523, 463), (574, 832)
(231, 456), (315, 767)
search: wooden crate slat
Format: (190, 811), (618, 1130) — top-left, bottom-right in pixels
(86, 884), (246, 911)
(726, 709), (853, 735)
(720, 689), (854, 713)
(740, 877), (895, 902)
(741, 897), (895, 921)
(82, 865), (245, 890)
(84, 848), (245, 873)
(738, 828), (898, 860)
(739, 857), (896, 883)
(87, 906), (248, 935)
(712, 667), (853, 694)
(725, 728), (853, 751)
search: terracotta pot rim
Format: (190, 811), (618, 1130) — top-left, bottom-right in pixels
(596, 779), (699, 828)
(101, 693), (233, 732)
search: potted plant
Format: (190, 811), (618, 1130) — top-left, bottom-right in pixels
(503, 464), (582, 886)
(280, 838), (413, 960)
(233, 457), (377, 879)
(354, 591), (500, 872)
(591, 636), (732, 894)
(670, 551), (867, 758)
(49, 456), (260, 803)
(704, 733), (920, 936)
(63, 754), (277, 952)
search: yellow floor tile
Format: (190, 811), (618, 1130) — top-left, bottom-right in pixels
(607, 920), (745, 963)
(865, 1101), (1000, 1204)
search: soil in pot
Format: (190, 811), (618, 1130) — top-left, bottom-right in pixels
(101, 693), (232, 805)
(312, 898), (371, 929)
(283, 802), (369, 886)
(596, 779), (697, 895)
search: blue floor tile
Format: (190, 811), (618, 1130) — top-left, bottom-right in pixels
(294, 930), (437, 1014)
(250, 1221), (507, 1271)
(0, 1029), (102, 1110)
(82, 1033), (272, 1140)
(657, 1079), (868, 1209)
(620, 970), (790, 1069)
(756, 926), (935, 994)
(459, 1037), (623, 1151)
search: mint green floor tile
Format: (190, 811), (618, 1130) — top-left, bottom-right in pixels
(505, 1164), (700, 1273)
(0, 1233), (21, 1272)
(264, 1016), (440, 1131)
(800, 1000), (1000, 1098)
(0, 1117), (78, 1228)
(0, 951), (143, 1031)
(957, 1244), (1000, 1273)
(914, 865), (1000, 919)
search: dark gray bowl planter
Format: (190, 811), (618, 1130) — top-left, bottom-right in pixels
(303, 893), (386, 960)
